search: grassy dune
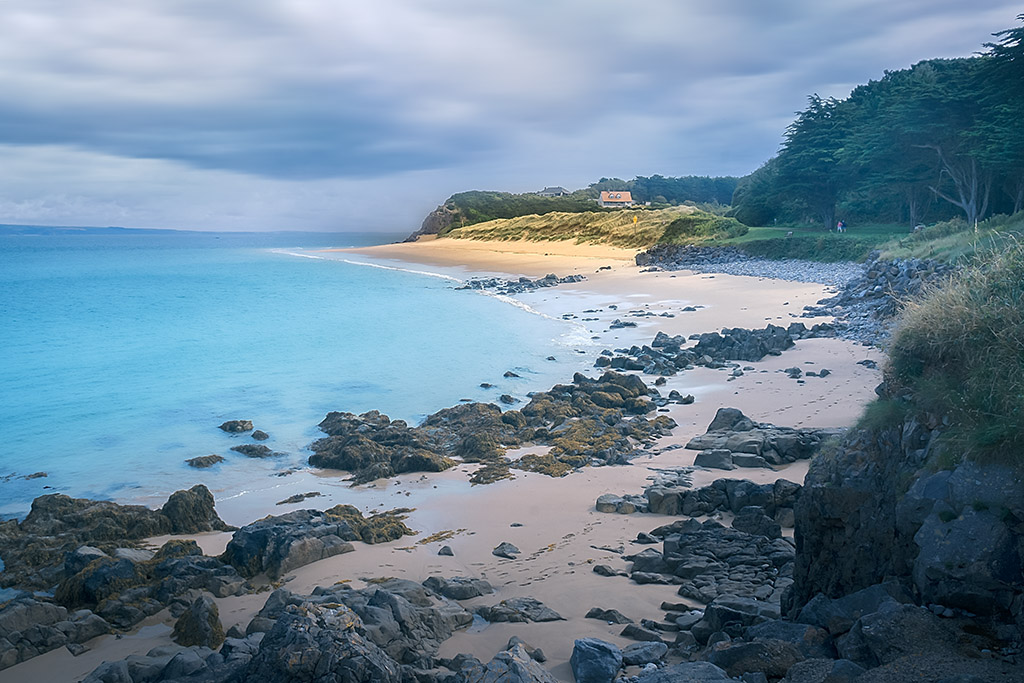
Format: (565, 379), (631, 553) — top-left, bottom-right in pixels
(441, 206), (749, 249)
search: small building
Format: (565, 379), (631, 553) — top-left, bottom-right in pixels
(537, 186), (570, 197)
(598, 191), (635, 208)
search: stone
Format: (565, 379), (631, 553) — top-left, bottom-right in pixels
(160, 484), (232, 534)
(744, 619), (834, 659)
(622, 641), (668, 666)
(507, 636), (547, 663)
(458, 643), (558, 682)
(596, 493), (625, 513)
(570, 638), (623, 683)
(422, 576), (493, 600)
(251, 429), (269, 440)
(835, 603), (956, 668)
(695, 449), (736, 470)
(731, 506), (782, 539)
(492, 542), (521, 559)
(220, 509), (357, 579)
(230, 444), (278, 458)
(171, 596), (224, 649)
(706, 639), (803, 679)
(620, 624), (664, 642)
(634, 661), (732, 681)
(585, 607), (633, 624)
(244, 602), (400, 682)
(475, 597), (563, 623)
(219, 420), (253, 432)
(186, 454), (224, 468)
(438, 545), (454, 556)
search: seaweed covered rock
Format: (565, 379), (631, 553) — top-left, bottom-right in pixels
(171, 595), (224, 649)
(160, 484), (234, 534)
(323, 505), (415, 544)
(310, 371), (677, 484)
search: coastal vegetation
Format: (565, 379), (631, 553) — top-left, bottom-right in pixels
(442, 206), (747, 249)
(732, 17), (1024, 231)
(880, 240), (1024, 459)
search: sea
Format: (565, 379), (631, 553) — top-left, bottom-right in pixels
(0, 228), (598, 519)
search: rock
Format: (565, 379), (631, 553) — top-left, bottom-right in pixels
(744, 620), (834, 659)
(458, 643), (559, 682)
(492, 542), (521, 559)
(438, 545), (454, 556)
(160, 484), (232, 534)
(186, 454), (224, 468)
(475, 597), (564, 623)
(244, 602), (400, 682)
(171, 596), (224, 649)
(230, 444), (279, 458)
(706, 639), (803, 679)
(422, 576), (493, 600)
(585, 607), (633, 624)
(835, 603), (956, 668)
(219, 420), (253, 432)
(783, 658), (865, 683)
(251, 429), (269, 440)
(634, 661), (732, 681)
(731, 506), (782, 539)
(570, 638), (623, 683)
(695, 449), (736, 470)
(622, 641), (668, 666)
(64, 546), (109, 576)
(220, 509), (357, 579)
(506, 637), (546, 663)
(276, 491), (322, 505)
(620, 624), (664, 642)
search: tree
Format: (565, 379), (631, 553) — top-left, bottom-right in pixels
(775, 95), (850, 229)
(982, 15), (1024, 214)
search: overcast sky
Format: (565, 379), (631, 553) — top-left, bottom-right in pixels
(0, 1), (1019, 232)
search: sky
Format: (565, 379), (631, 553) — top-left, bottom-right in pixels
(0, 1), (1019, 232)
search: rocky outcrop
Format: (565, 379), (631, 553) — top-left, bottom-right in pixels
(685, 408), (843, 467)
(457, 273), (585, 296)
(220, 509), (358, 579)
(596, 324), (836, 377)
(218, 419), (253, 432)
(406, 204), (457, 241)
(475, 597), (564, 623)
(171, 595), (224, 649)
(246, 602), (401, 682)
(635, 244), (864, 286)
(311, 371), (676, 484)
(790, 419), (1024, 628)
(0, 596), (111, 670)
(0, 486), (230, 591)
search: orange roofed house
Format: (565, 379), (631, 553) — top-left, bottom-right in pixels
(598, 191), (635, 208)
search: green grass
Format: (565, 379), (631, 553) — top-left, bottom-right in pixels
(878, 214), (1024, 262)
(884, 238), (1024, 461)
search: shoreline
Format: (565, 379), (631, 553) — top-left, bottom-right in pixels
(0, 238), (884, 683)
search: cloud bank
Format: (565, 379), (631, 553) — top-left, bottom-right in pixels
(0, 0), (1018, 230)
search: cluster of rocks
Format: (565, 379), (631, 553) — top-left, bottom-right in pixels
(79, 577), (571, 683)
(0, 486), (250, 671)
(684, 407), (843, 469)
(802, 255), (956, 345)
(456, 273), (585, 296)
(219, 505), (414, 580)
(309, 371), (677, 485)
(635, 244), (866, 287)
(597, 323), (837, 376)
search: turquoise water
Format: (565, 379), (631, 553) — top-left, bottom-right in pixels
(0, 230), (594, 518)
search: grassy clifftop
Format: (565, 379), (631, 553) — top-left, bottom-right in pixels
(440, 206), (747, 249)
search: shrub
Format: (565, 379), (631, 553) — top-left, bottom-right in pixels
(739, 235), (874, 262)
(886, 240), (1024, 459)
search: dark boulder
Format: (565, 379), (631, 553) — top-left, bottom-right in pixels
(171, 595), (224, 649)
(160, 484), (233, 534)
(570, 638), (622, 683)
(220, 509), (357, 579)
(219, 420), (253, 432)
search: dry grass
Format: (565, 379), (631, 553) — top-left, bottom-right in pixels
(886, 239), (1024, 458)
(443, 207), (696, 249)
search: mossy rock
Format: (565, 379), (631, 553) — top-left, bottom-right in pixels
(469, 462), (514, 485)
(455, 433), (506, 462)
(172, 595), (225, 649)
(512, 454), (574, 477)
(590, 391), (625, 409)
(324, 505), (415, 544)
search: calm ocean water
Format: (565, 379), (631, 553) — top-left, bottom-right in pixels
(0, 229), (596, 518)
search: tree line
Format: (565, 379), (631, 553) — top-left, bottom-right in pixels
(732, 16), (1024, 229)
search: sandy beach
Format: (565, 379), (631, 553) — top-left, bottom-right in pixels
(3, 237), (884, 683)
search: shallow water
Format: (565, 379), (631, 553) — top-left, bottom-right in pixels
(0, 230), (599, 518)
